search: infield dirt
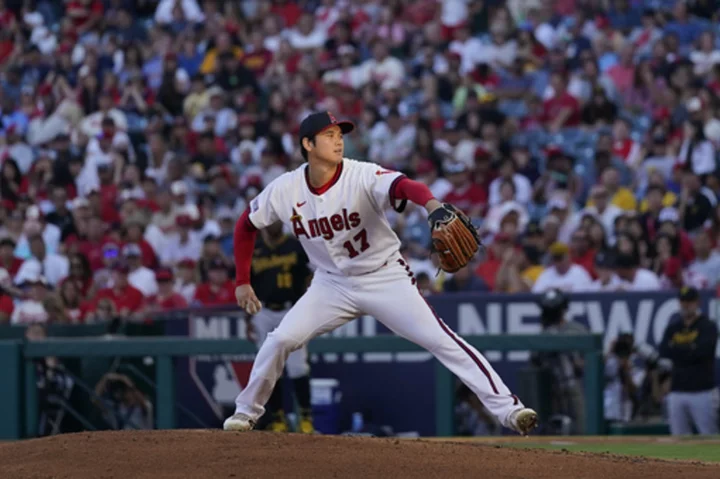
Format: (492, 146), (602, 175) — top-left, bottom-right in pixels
(1, 430), (718, 479)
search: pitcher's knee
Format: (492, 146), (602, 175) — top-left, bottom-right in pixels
(264, 330), (302, 354)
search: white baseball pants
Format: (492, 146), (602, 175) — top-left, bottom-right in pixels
(234, 256), (525, 428)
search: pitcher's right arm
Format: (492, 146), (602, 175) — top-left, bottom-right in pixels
(233, 181), (282, 314)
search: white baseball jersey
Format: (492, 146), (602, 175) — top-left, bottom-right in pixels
(248, 158), (406, 276)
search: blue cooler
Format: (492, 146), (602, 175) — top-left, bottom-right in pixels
(310, 378), (342, 434)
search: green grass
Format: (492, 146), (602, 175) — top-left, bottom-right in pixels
(506, 442), (720, 462)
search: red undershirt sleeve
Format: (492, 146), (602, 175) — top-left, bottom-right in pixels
(233, 209), (258, 287)
(391, 176), (436, 207)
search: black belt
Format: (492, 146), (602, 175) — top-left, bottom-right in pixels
(265, 302), (291, 311)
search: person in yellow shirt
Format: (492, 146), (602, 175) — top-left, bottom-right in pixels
(586, 166), (636, 211)
(183, 74), (210, 119)
(638, 169), (678, 212)
(200, 31), (243, 75)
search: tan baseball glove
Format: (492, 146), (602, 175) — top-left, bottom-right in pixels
(428, 203), (481, 273)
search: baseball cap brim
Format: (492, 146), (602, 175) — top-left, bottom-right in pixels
(315, 120), (355, 136)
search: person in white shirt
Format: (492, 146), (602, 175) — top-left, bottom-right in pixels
(578, 185), (623, 238)
(677, 119), (717, 176)
(154, 0), (204, 24)
(123, 243), (158, 297)
(367, 109), (417, 169)
(359, 42), (405, 90)
(661, 257), (709, 290)
(532, 242), (593, 293)
(415, 159), (453, 200)
(484, 184), (529, 235)
(589, 251), (624, 292)
(689, 31), (720, 76)
(322, 45), (366, 90)
(174, 258), (198, 304)
(448, 23), (484, 75)
(614, 252), (661, 291)
(78, 91), (128, 137)
(688, 230), (720, 286)
(14, 235), (69, 288)
(160, 214), (203, 267)
(488, 159), (532, 206)
(191, 87), (237, 138)
(14, 205), (62, 259)
(287, 13), (327, 51)
(0, 124), (34, 174)
(11, 275), (49, 325)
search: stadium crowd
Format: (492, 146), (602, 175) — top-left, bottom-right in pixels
(1, 0), (720, 325)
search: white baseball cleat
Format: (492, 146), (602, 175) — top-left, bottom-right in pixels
(509, 408), (538, 436)
(223, 413), (256, 432)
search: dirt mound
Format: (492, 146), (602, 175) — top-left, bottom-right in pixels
(1, 430), (718, 479)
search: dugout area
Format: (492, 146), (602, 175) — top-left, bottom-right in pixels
(1, 430), (718, 479)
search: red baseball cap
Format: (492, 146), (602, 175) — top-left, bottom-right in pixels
(155, 268), (173, 281)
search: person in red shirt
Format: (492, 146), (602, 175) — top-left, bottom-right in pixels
(145, 269), (188, 313)
(90, 166), (121, 225)
(242, 30), (274, 76)
(91, 263), (144, 320)
(569, 229), (597, 279)
(271, 0), (303, 27)
(0, 267), (14, 323)
(66, 0), (103, 35)
(442, 161), (488, 218)
(123, 216), (159, 270)
(64, 215), (114, 271)
(474, 233), (513, 291)
(193, 258), (235, 306)
(0, 238), (23, 276)
(611, 118), (642, 166)
(542, 70), (581, 131)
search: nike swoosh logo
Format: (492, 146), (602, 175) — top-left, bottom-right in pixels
(296, 201), (306, 207)
(376, 170), (394, 175)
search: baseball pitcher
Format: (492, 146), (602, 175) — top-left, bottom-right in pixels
(224, 111), (538, 435)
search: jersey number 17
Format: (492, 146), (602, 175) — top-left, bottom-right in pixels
(343, 228), (369, 258)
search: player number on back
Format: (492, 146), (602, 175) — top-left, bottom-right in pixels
(276, 272), (292, 289)
(343, 228), (370, 258)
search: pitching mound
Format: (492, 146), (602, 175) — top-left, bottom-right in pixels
(1, 430), (719, 479)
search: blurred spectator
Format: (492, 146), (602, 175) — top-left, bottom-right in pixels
(11, 275), (49, 325)
(90, 264), (144, 322)
(0, 267), (14, 322)
(442, 161), (487, 218)
(123, 243), (158, 297)
(160, 214), (202, 266)
(0, 237), (23, 276)
(14, 234), (69, 287)
(678, 166), (715, 232)
(688, 230), (720, 286)
(146, 268), (188, 313)
(532, 242), (592, 293)
(174, 258), (198, 304)
(589, 250), (623, 291)
(615, 251), (662, 291)
(94, 373), (153, 430)
(193, 258), (235, 306)
(443, 264), (489, 293)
